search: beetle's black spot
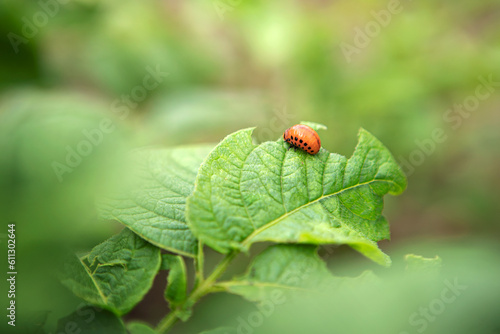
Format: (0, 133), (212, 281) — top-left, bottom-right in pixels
(308, 147), (311, 150)
(303, 142), (307, 146)
(294, 136), (298, 141)
(299, 139), (303, 143)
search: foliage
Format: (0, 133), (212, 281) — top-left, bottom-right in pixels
(2, 1), (499, 333)
(59, 228), (161, 316)
(60, 123), (407, 333)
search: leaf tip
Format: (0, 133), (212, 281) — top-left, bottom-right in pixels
(357, 127), (408, 196)
(300, 121), (327, 131)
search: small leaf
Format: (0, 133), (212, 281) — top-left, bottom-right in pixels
(299, 121), (327, 131)
(127, 321), (158, 334)
(60, 228), (161, 315)
(99, 145), (213, 257)
(161, 253), (187, 307)
(56, 306), (127, 334)
(405, 254), (442, 274)
(187, 128), (406, 266)
(221, 244), (335, 302)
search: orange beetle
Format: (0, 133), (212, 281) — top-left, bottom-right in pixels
(283, 124), (321, 155)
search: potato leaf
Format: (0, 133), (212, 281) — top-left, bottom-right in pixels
(60, 228), (161, 315)
(160, 253), (187, 308)
(405, 254), (442, 274)
(99, 145), (213, 257)
(127, 322), (158, 334)
(187, 128), (406, 266)
(57, 307), (127, 334)
(220, 244), (335, 302)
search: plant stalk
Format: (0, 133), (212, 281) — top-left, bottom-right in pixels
(194, 240), (205, 288)
(156, 251), (237, 334)
(155, 310), (179, 333)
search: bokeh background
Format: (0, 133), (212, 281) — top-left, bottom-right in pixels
(1, 0), (499, 333)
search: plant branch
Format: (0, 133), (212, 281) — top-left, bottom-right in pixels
(194, 239), (204, 288)
(156, 251), (238, 334)
(155, 309), (179, 334)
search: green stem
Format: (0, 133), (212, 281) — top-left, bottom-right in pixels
(155, 310), (179, 333)
(156, 251), (238, 334)
(194, 240), (205, 287)
(187, 251), (236, 302)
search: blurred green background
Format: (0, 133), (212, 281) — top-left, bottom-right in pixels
(0, 0), (499, 333)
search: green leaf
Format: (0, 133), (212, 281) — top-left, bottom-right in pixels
(299, 121), (327, 131)
(220, 244), (335, 302)
(161, 254), (187, 307)
(127, 322), (158, 334)
(99, 145), (213, 257)
(56, 306), (127, 334)
(336, 269), (380, 287)
(405, 254), (442, 274)
(187, 128), (406, 266)
(60, 228), (161, 315)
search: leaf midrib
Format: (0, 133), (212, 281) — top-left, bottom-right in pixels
(81, 257), (108, 304)
(241, 178), (397, 247)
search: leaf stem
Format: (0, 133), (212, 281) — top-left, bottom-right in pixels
(194, 240), (204, 287)
(155, 310), (179, 333)
(156, 251), (238, 334)
(189, 251), (237, 302)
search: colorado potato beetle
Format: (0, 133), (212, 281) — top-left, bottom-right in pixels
(283, 124), (321, 155)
